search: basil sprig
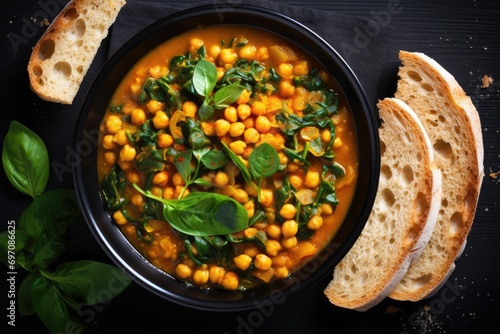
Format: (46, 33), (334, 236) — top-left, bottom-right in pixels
(0, 121), (131, 333)
(193, 59), (245, 121)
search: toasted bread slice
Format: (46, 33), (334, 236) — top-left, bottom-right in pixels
(324, 97), (442, 311)
(27, 0), (126, 104)
(389, 51), (484, 301)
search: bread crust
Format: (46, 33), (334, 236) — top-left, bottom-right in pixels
(27, 0), (126, 104)
(324, 97), (441, 311)
(389, 51), (484, 301)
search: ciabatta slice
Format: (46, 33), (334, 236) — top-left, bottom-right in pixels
(324, 97), (441, 311)
(27, 0), (126, 104)
(389, 50), (484, 301)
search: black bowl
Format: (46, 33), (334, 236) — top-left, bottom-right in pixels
(73, 4), (380, 311)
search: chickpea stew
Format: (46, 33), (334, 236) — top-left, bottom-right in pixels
(97, 25), (359, 291)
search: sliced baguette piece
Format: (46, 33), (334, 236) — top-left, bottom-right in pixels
(324, 97), (442, 311)
(27, 0), (126, 104)
(389, 50), (484, 301)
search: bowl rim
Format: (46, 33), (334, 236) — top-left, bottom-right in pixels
(73, 3), (380, 312)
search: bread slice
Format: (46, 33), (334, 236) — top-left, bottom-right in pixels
(389, 50), (484, 301)
(27, 0), (126, 104)
(324, 97), (442, 311)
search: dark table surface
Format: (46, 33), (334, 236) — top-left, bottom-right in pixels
(1, 0), (499, 333)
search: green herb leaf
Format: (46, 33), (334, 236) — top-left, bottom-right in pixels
(0, 229), (29, 268)
(31, 275), (87, 333)
(193, 59), (218, 97)
(198, 102), (215, 121)
(249, 142), (280, 179)
(173, 149), (193, 185)
(133, 184), (248, 236)
(19, 189), (81, 269)
(49, 260), (131, 306)
(18, 272), (37, 316)
(212, 82), (245, 109)
(221, 142), (251, 182)
(200, 150), (229, 170)
(2, 121), (49, 199)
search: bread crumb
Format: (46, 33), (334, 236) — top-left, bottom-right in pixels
(489, 171), (499, 179)
(481, 75), (494, 88)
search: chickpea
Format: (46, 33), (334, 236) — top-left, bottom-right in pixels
(152, 111), (169, 129)
(174, 185), (189, 199)
(131, 193), (144, 207)
(182, 101), (198, 118)
(157, 133), (173, 148)
(321, 128), (332, 143)
(146, 99), (165, 113)
(113, 210), (127, 225)
(254, 254), (272, 271)
(304, 171), (321, 188)
(229, 122), (245, 137)
(119, 144), (136, 162)
(150, 186), (163, 198)
(279, 204), (297, 219)
(236, 90), (251, 105)
(243, 199), (255, 219)
(175, 263), (192, 279)
(208, 44), (221, 59)
(218, 48), (237, 66)
(307, 215), (324, 230)
(215, 119), (231, 137)
(244, 227), (258, 238)
(148, 65), (167, 79)
(242, 146), (253, 160)
(251, 101), (266, 116)
(259, 189), (274, 207)
(102, 135), (117, 150)
(272, 253), (288, 267)
(279, 80), (295, 98)
(213, 171), (229, 188)
(333, 137), (343, 148)
(293, 60), (309, 76)
(286, 162), (300, 173)
(216, 67), (225, 81)
(117, 159), (132, 171)
(131, 108), (146, 126)
(113, 129), (128, 146)
(103, 151), (117, 166)
(201, 121), (216, 136)
(281, 236), (298, 249)
(172, 172), (185, 187)
(105, 115), (122, 134)
(267, 224), (281, 240)
(255, 115), (271, 133)
(282, 220), (298, 238)
(229, 140), (247, 155)
(221, 271), (239, 290)
(193, 269), (210, 286)
(152, 170), (169, 186)
(236, 104), (251, 121)
(189, 38), (203, 54)
(274, 266), (289, 279)
(321, 203), (334, 215)
(242, 116), (255, 129)
(243, 245), (260, 258)
(162, 186), (175, 200)
(234, 254), (253, 271)
(243, 128), (260, 144)
(232, 189), (249, 204)
(209, 266), (225, 285)
(238, 44), (257, 60)
(265, 239), (282, 257)
(277, 63), (293, 79)
(256, 46), (269, 61)
(278, 151), (289, 165)
(244, 182), (259, 197)
(224, 106), (238, 123)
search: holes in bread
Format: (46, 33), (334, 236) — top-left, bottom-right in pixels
(450, 211), (463, 235)
(414, 273), (432, 287)
(380, 140), (387, 156)
(407, 70), (422, 82)
(402, 164), (414, 184)
(73, 18), (86, 37)
(433, 139), (453, 159)
(32, 65), (43, 78)
(54, 61), (72, 78)
(381, 188), (396, 208)
(421, 83), (434, 92)
(37, 39), (55, 61)
(380, 164), (392, 181)
(63, 7), (78, 21)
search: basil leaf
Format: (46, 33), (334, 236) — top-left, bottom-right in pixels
(212, 82), (245, 109)
(220, 142), (251, 182)
(134, 184), (248, 236)
(0, 229), (29, 268)
(193, 59), (217, 97)
(50, 260), (131, 305)
(249, 142), (280, 179)
(200, 150), (229, 170)
(18, 272), (37, 316)
(32, 275), (86, 333)
(198, 102), (215, 121)
(173, 149), (193, 184)
(2, 121), (49, 198)
(19, 189), (81, 269)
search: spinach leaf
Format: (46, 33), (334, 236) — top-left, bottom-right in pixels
(49, 260), (131, 305)
(101, 165), (127, 210)
(31, 275), (87, 334)
(200, 149), (228, 170)
(211, 82), (245, 109)
(133, 184), (248, 236)
(193, 59), (218, 97)
(249, 142), (280, 202)
(2, 121), (49, 198)
(135, 145), (164, 173)
(221, 142), (251, 182)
